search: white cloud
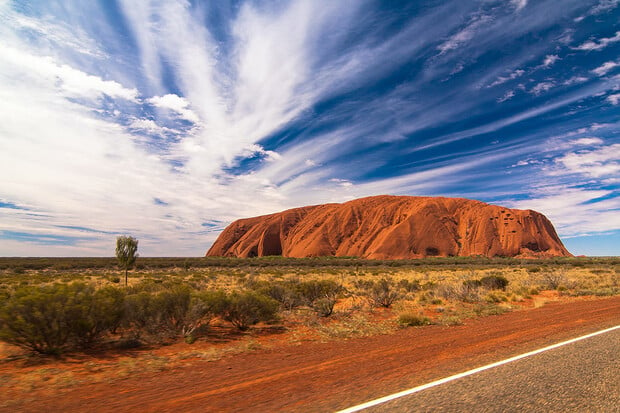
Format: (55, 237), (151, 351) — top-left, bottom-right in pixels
(1, 6), (106, 58)
(563, 76), (589, 85)
(542, 54), (560, 67)
(239, 144), (282, 162)
(590, 0), (620, 15)
(497, 90), (515, 102)
(488, 69), (524, 87)
(530, 81), (555, 95)
(552, 144), (620, 178)
(437, 13), (493, 54)
(329, 178), (353, 188)
(0, 44), (138, 101)
(128, 118), (172, 134)
(574, 31), (620, 51)
(147, 94), (200, 123)
(507, 186), (620, 237)
(606, 93), (620, 104)
(569, 137), (604, 146)
(591, 61), (620, 76)
(510, 0), (528, 11)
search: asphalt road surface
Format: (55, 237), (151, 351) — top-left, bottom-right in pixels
(356, 327), (620, 412)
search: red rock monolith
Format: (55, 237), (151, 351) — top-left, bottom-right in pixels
(206, 195), (571, 259)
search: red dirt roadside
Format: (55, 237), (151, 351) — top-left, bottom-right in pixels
(3, 296), (620, 413)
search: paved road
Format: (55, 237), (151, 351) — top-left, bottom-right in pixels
(360, 328), (620, 412)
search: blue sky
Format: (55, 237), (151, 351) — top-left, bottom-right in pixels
(0, 0), (619, 257)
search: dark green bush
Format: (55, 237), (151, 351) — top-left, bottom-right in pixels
(68, 285), (125, 348)
(480, 275), (509, 291)
(177, 290), (228, 339)
(0, 283), (124, 354)
(368, 278), (401, 308)
(463, 279), (482, 289)
(397, 279), (421, 292)
(247, 280), (303, 311)
(297, 280), (342, 307)
(123, 291), (155, 335)
(266, 283), (302, 310)
(313, 297), (337, 317)
(221, 291), (279, 331)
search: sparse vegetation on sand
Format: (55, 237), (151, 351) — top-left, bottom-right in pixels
(0, 256), (617, 396)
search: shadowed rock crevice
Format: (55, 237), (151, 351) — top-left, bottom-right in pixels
(206, 195), (572, 259)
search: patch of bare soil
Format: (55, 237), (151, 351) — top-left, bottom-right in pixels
(1, 296), (619, 413)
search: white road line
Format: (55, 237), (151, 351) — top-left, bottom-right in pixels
(337, 324), (620, 413)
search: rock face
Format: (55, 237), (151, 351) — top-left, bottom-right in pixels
(206, 195), (571, 259)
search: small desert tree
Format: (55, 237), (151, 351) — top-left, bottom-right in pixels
(116, 236), (138, 286)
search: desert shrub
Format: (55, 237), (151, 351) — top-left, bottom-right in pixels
(463, 279), (482, 289)
(68, 285), (125, 348)
(398, 313), (431, 327)
(441, 276), (508, 301)
(397, 279), (421, 292)
(540, 272), (567, 290)
(297, 280), (342, 307)
(353, 279), (375, 291)
(221, 291), (279, 331)
(151, 285), (193, 336)
(437, 283), (481, 303)
(122, 286), (225, 340)
(480, 275), (509, 291)
(249, 281), (303, 311)
(484, 292), (508, 303)
(0, 283), (123, 354)
(181, 290), (228, 339)
(123, 291), (155, 337)
(313, 297), (337, 317)
(368, 278), (401, 308)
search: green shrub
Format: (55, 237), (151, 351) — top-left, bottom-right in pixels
(0, 283), (124, 354)
(221, 291), (279, 331)
(398, 313), (431, 327)
(368, 278), (401, 308)
(180, 290), (228, 339)
(480, 275), (509, 290)
(313, 297), (337, 317)
(123, 291), (155, 335)
(297, 280), (342, 307)
(69, 285), (125, 348)
(249, 281), (303, 311)
(463, 279), (482, 289)
(397, 279), (421, 292)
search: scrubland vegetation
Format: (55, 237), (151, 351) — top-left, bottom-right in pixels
(0, 256), (618, 357)
(0, 256), (617, 402)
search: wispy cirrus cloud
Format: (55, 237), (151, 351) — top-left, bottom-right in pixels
(574, 31), (620, 51)
(510, 0), (528, 11)
(530, 81), (555, 95)
(607, 93), (620, 104)
(488, 69), (525, 88)
(592, 60), (620, 76)
(542, 54), (560, 67)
